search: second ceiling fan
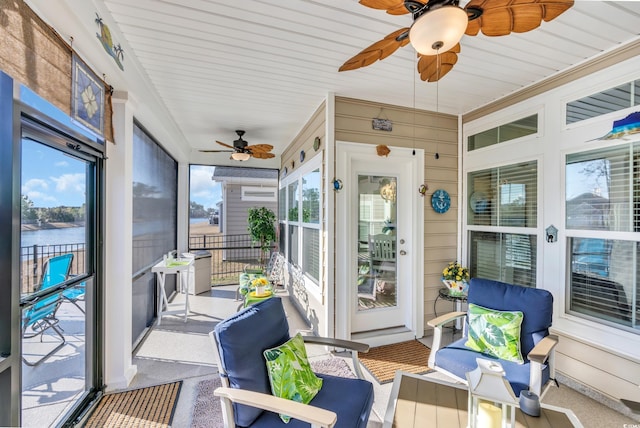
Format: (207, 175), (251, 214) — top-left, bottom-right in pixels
(200, 130), (275, 161)
(339, 0), (574, 82)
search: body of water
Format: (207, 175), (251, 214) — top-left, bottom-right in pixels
(21, 227), (86, 248)
(190, 217), (208, 224)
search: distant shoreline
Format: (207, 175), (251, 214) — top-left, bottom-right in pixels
(22, 222), (84, 231)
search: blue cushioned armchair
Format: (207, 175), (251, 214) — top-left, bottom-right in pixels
(211, 297), (374, 428)
(428, 278), (559, 397)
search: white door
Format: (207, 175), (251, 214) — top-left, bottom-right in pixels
(336, 142), (423, 342)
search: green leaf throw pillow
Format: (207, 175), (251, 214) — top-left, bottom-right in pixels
(465, 303), (525, 364)
(264, 333), (323, 423)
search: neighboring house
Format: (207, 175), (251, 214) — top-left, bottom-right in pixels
(212, 166), (278, 261)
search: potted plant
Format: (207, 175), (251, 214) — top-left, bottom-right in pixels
(247, 206), (277, 269)
(442, 261), (470, 296)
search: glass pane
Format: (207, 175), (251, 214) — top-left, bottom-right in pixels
(302, 228), (319, 282)
(566, 144), (639, 232)
(288, 225), (299, 265)
(357, 175), (397, 311)
(567, 83), (632, 124)
(568, 238), (638, 330)
(278, 187), (286, 221)
(20, 138), (91, 426)
(469, 231), (537, 288)
(468, 115), (537, 151)
(287, 181), (299, 222)
(302, 168), (320, 224)
(468, 161), (537, 227)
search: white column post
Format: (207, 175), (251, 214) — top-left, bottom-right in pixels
(104, 91), (137, 389)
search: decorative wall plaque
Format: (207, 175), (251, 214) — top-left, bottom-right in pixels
(72, 55), (104, 135)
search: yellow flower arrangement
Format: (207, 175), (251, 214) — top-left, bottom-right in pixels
(252, 277), (269, 287)
(442, 262), (469, 282)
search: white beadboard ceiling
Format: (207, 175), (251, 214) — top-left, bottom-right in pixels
(27, 1), (640, 164)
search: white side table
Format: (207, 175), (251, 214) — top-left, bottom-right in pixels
(151, 257), (193, 325)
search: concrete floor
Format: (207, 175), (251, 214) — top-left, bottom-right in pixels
(21, 283), (639, 427)
(129, 284), (638, 428)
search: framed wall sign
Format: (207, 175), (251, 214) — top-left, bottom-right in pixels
(72, 55), (105, 135)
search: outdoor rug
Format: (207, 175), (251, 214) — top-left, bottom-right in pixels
(85, 381), (182, 428)
(359, 340), (432, 384)
(190, 358), (354, 428)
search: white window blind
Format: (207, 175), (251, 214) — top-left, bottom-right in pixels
(565, 143), (640, 332)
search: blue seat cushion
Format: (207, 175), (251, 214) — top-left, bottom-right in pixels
(435, 338), (549, 397)
(249, 373), (374, 428)
(468, 278), (553, 355)
(214, 297), (290, 427)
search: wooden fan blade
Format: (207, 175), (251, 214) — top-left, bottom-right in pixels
(417, 45), (460, 82)
(246, 144), (274, 153)
(359, 0), (410, 15)
(199, 149), (233, 153)
(215, 140), (236, 149)
(339, 28), (410, 72)
(251, 152), (275, 159)
(465, 0), (573, 37)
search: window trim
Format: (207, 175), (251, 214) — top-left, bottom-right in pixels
(463, 156), (543, 288)
(561, 141), (640, 334)
(279, 153), (323, 291)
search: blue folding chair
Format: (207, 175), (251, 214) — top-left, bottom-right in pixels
(22, 253), (73, 366)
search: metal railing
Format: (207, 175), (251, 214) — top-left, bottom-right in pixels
(189, 233), (267, 285)
(20, 243), (86, 294)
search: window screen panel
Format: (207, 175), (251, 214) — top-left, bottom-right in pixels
(132, 123), (177, 273)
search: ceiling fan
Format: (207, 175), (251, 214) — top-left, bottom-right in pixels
(339, 0), (574, 82)
(199, 130), (275, 161)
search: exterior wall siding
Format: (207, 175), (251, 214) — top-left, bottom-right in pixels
(334, 96), (459, 332)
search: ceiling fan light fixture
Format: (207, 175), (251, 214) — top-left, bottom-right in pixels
(231, 152), (251, 161)
(409, 5), (468, 55)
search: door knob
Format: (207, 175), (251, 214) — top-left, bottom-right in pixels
(399, 239), (405, 244)
(400, 250), (407, 255)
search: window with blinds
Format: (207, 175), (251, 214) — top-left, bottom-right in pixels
(468, 161), (538, 228)
(469, 231), (537, 288)
(565, 143), (640, 331)
(466, 161), (538, 288)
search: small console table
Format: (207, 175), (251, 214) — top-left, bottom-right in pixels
(152, 257), (193, 325)
(434, 288), (468, 333)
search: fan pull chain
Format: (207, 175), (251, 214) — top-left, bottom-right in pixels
(434, 50), (440, 160)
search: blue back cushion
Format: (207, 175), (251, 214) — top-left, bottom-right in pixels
(467, 278), (553, 356)
(214, 297), (290, 427)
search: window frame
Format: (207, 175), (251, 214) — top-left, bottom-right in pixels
(463, 157), (542, 288)
(279, 153), (323, 290)
(562, 141), (640, 333)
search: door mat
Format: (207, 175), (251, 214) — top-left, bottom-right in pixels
(359, 340), (432, 384)
(85, 381), (182, 428)
(190, 358), (354, 427)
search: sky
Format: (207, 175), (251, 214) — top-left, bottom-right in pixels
(190, 165), (222, 211)
(22, 140), (222, 210)
(22, 139), (87, 208)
